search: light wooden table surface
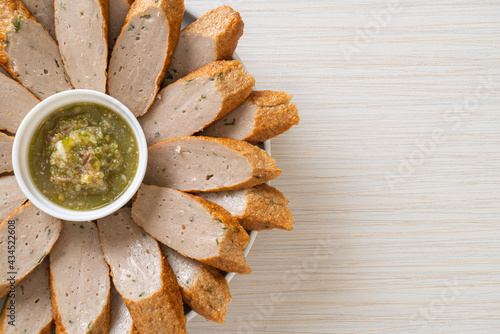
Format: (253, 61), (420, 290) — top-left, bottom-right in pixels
(187, 1), (500, 333)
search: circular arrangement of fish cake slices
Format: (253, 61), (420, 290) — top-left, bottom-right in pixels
(0, 1), (299, 330)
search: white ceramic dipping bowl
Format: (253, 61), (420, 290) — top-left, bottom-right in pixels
(12, 89), (148, 221)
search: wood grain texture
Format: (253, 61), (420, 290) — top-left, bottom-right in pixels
(187, 1), (500, 333)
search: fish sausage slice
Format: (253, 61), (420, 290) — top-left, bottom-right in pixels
(164, 5), (244, 85)
(162, 245), (232, 324)
(0, 133), (14, 174)
(0, 202), (62, 299)
(0, 72), (39, 134)
(21, 0), (55, 39)
(0, 258), (53, 334)
(139, 60), (255, 146)
(97, 208), (187, 334)
(0, 175), (27, 224)
(108, 0), (133, 52)
(202, 90), (300, 143)
(145, 136), (281, 192)
(198, 184), (294, 231)
(49, 221), (110, 334)
(132, 184), (251, 274)
(108, 0), (184, 117)
(54, 0), (108, 92)
(110, 286), (137, 334)
(0, 0), (72, 100)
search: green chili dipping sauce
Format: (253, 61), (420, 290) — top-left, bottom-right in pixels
(29, 103), (139, 210)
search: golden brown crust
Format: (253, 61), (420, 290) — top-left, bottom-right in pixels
(121, 255), (187, 334)
(39, 321), (55, 334)
(194, 136), (281, 191)
(99, 0), (109, 47)
(188, 192), (250, 248)
(90, 295), (111, 334)
(184, 5), (244, 60)
(117, 0), (184, 115)
(180, 263), (232, 324)
(213, 232), (251, 274)
(240, 184), (294, 231)
(215, 61), (255, 119)
(99, 0), (110, 61)
(181, 60), (255, 123)
(245, 90), (300, 143)
(125, 0), (184, 32)
(248, 90), (293, 106)
(49, 265), (63, 334)
(193, 196), (253, 274)
(0, 0), (35, 78)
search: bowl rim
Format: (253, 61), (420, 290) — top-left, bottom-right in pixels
(12, 89), (148, 221)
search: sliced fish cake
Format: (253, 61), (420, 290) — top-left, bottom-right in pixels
(132, 184), (251, 274)
(0, 175), (27, 223)
(0, 72), (39, 134)
(162, 245), (232, 324)
(0, 202), (62, 299)
(139, 60), (255, 146)
(199, 184), (294, 231)
(110, 286), (137, 334)
(108, 0), (133, 52)
(0, 0), (72, 99)
(108, 0), (184, 117)
(164, 5), (244, 85)
(49, 221), (110, 334)
(97, 207), (187, 334)
(0, 133), (14, 174)
(145, 136), (281, 192)
(21, 0), (56, 39)
(202, 90), (300, 143)
(0, 258), (53, 334)
(54, 0), (108, 92)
